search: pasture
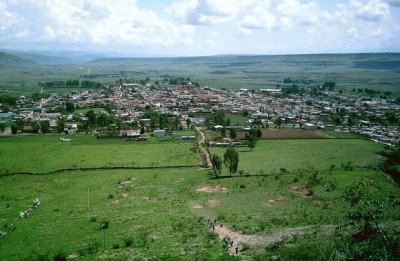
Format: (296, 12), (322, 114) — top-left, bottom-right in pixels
(210, 139), (384, 174)
(0, 134), (199, 174)
(0, 166), (398, 259)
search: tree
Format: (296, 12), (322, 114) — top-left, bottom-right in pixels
(274, 117), (283, 128)
(65, 101), (74, 113)
(248, 134), (258, 151)
(11, 123), (18, 135)
(140, 126), (145, 134)
(56, 119), (65, 133)
(0, 123), (5, 133)
(256, 128), (262, 138)
(223, 148), (239, 176)
(220, 128), (226, 137)
(229, 128), (237, 139)
(40, 121), (50, 134)
(211, 154), (222, 177)
(186, 118), (191, 128)
(86, 110), (97, 130)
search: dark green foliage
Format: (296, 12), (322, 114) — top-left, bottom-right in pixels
(229, 128), (237, 139)
(211, 154), (222, 177)
(11, 123), (17, 134)
(124, 238), (133, 247)
(65, 101), (74, 113)
(223, 148), (239, 176)
(0, 123), (6, 133)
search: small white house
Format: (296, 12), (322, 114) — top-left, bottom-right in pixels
(153, 130), (166, 137)
(303, 123), (317, 131)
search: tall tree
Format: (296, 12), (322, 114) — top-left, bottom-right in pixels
(0, 123), (5, 133)
(86, 110), (97, 130)
(229, 128), (237, 139)
(223, 148), (239, 176)
(248, 134), (258, 151)
(211, 154), (222, 177)
(57, 119), (65, 134)
(65, 101), (74, 113)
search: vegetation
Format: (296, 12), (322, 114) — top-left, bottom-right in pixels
(223, 148), (239, 176)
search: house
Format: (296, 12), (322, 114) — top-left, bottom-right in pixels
(303, 123), (317, 131)
(67, 124), (78, 133)
(153, 129), (166, 137)
(126, 129), (140, 137)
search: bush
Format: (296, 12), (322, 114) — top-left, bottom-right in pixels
(112, 243), (120, 249)
(124, 238), (133, 247)
(53, 251), (67, 261)
(89, 216), (97, 222)
(239, 184), (246, 189)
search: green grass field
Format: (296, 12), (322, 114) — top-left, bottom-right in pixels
(0, 134), (398, 260)
(210, 139), (384, 175)
(0, 135), (200, 174)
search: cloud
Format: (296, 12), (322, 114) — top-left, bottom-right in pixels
(235, 0), (322, 34)
(353, 0), (390, 22)
(166, 0), (239, 25)
(386, 0), (400, 7)
(0, 0), (194, 48)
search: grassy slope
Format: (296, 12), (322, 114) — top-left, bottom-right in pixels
(0, 135), (200, 174)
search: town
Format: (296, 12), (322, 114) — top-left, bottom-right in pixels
(1, 79), (399, 147)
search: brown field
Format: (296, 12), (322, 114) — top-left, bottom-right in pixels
(212, 129), (326, 140)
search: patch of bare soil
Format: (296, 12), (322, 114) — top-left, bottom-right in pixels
(122, 193), (129, 198)
(266, 196), (284, 207)
(207, 199), (221, 207)
(120, 180), (132, 186)
(67, 253), (80, 259)
(111, 200), (120, 205)
(291, 186), (312, 197)
(196, 186), (228, 193)
(192, 205), (203, 209)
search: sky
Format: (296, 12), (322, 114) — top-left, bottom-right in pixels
(0, 0), (400, 57)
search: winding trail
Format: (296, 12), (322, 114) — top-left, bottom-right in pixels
(195, 127), (212, 168)
(212, 223), (337, 255)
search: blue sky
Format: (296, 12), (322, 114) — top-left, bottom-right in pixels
(0, 0), (399, 56)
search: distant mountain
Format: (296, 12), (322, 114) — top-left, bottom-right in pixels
(0, 52), (33, 67)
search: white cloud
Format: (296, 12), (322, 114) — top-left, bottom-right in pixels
(353, 0), (390, 22)
(0, 0), (194, 48)
(166, 0), (239, 25)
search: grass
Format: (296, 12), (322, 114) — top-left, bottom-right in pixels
(225, 113), (248, 126)
(0, 167), (398, 259)
(210, 139), (384, 175)
(0, 134), (199, 174)
(74, 107), (106, 114)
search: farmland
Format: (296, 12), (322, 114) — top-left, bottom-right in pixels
(1, 53), (400, 96)
(0, 135), (399, 260)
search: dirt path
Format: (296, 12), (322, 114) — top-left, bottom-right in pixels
(195, 127), (212, 168)
(212, 223), (336, 255)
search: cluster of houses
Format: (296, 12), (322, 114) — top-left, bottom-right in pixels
(1, 81), (399, 146)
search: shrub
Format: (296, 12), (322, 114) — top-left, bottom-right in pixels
(124, 238), (133, 247)
(239, 184), (246, 189)
(112, 243), (120, 249)
(89, 216), (97, 223)
(53, 251), (67, 261)
(107, 194), (114, 199)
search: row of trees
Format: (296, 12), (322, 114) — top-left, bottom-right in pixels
(39, 80), (103, 89)
(211, 148), (239, 177)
